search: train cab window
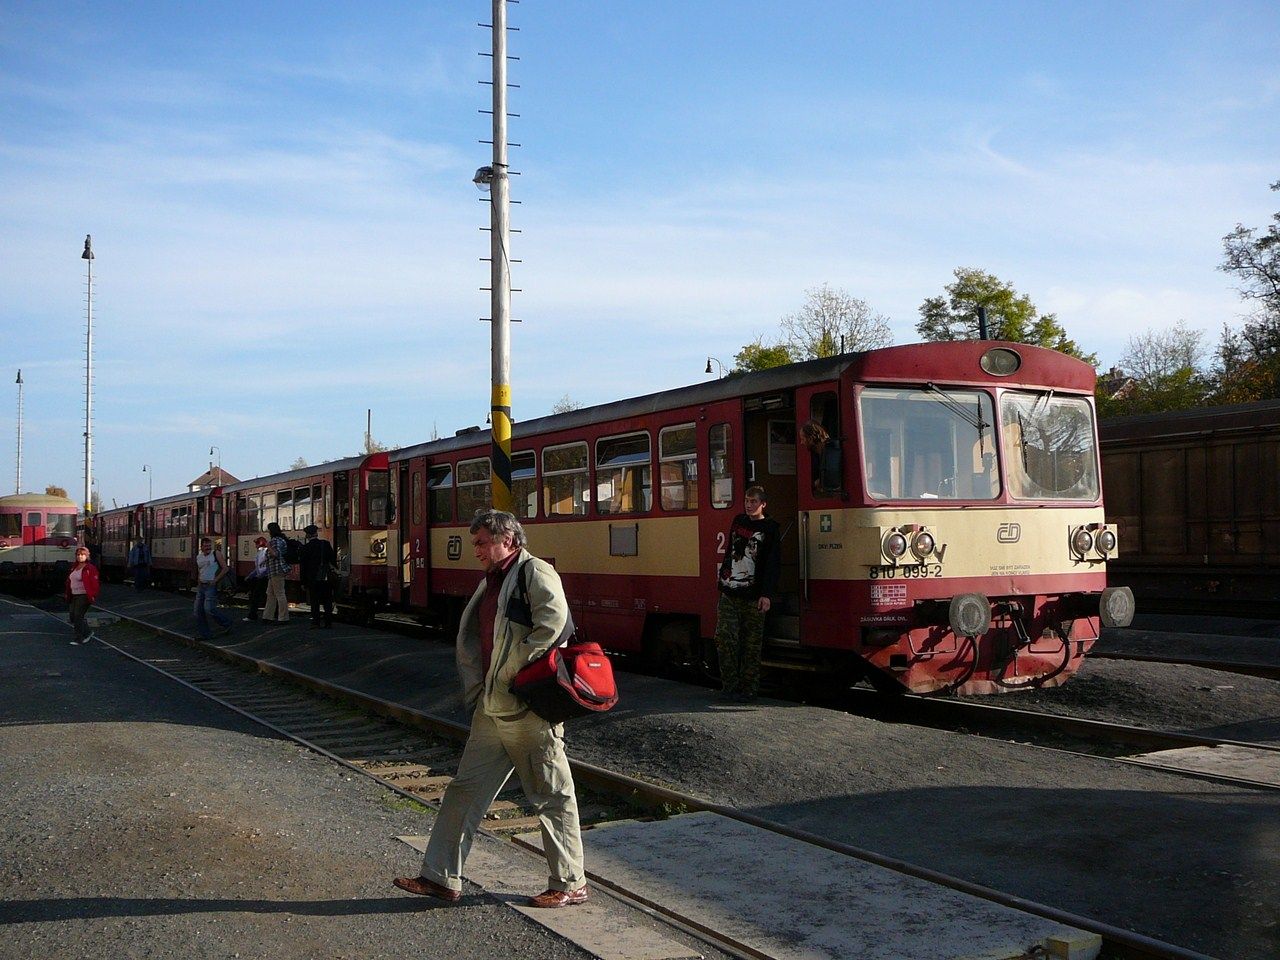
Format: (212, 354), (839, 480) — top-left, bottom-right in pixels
(596, 432), (652, 515)
(1000, 392), (1099, 500)
(710, 423), (734, 509)
(805, 392), (843, 495)
(428, 465), (454, 523)
(456, 459), (491, 520)
(512, 451), (537, 520)
(0, 514), (20, 537)
(27, 512), (41, 527)
(50, 514), (75, 537)
(367, 472), (390, 526)
(659, 424), (698, 511)
(859, 387), (998, 500)
(543, 442), (589, 517)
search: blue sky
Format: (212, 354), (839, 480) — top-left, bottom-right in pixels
(2, 1), (1278, 508)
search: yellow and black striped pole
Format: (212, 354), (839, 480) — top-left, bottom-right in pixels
(487, 0), (514, 513)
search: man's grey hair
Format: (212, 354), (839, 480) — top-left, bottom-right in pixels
(470, 509), (527, 549)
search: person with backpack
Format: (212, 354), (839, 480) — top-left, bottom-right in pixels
(128, 539), (152, 592)
(393, 509), (587, 908)
(300, 523), (336, 628)
(263, 521), (292, 623)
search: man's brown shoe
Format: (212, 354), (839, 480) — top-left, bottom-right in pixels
(393, 875), (461, 902)
(527, 886), (588, 908)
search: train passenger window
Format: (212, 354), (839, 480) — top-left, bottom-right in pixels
(543, 442), (589, 517)
(27, 512), (41, 527)
(1000, 392), (1099, 500)
(456, 459), (491, 520)
(260, 492), (276, 530)
(50, 514), (75, 537)
(0, 514), (20, 537)
(428, 465), (454, 523)
(322, 485), (331, 528)
(710, 423), (734, 509)
(294, 486), (312, 530)
(312, 485), (324, 527)
(367, 472), (390, 526)
(512, 452), (537, 520)
(411, 473), (423, 525)
(659, 424), (698, 511)
(859, 387), (998, 500)
(597, 432), (652, 515)
(276, 490), (293, 530)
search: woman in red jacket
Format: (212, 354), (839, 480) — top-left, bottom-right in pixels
(66, 545), (100, 645)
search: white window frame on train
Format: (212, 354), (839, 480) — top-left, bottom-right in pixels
(709, 423), (734, 509)
(596, 431), (652, 516)
(512, 451), (537, 520)
(1000, 391), (1099, 501)
(428, 464), (454, 524)
(456, 458), (491, 521)
(859, 387), (999, 501)
(659, 423), (698, 511)
(543, 442), (589, 517)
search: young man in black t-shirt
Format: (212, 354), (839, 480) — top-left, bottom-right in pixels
(714, 485), (780, 700)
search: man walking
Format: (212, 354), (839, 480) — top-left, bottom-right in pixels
(193, 537), (234, 640)
(393, 509), (587, 908)
(300, 524), (336, 628)
(128, 538), (151, 591)
(713, 485), (780, 700)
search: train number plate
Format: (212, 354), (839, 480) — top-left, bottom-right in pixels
(868, 563), (942, 580)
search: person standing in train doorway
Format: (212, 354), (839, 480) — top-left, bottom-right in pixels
(714, 485), (780, 701)
(299, 524), (336, 628)
(128, 538), (151, 591)
(393, 509), (587, 908)
(243, 536), (270, 622)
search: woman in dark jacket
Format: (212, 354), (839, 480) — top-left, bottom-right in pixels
(65, 545), (101, 645)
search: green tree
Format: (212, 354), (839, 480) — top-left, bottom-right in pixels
(916, 268), (1097, 364)
(732, 338), (795, 374)
(1214, 181), (1280, 402)
(1104, 321), (1212, 415)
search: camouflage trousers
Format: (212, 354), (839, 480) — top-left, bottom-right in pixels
(714, 593), (764, 697)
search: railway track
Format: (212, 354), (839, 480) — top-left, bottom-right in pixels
(841, 687), (1280, 792)
(26, 598), (1211, 960)
(1090, 649), (1280, 681)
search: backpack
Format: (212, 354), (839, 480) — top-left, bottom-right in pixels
(284, 537), (303, 565)
(508, 560), (619, 723)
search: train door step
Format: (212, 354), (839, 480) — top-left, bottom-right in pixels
(396, 832), (700, 960)
(518, 811), (1099, 960)
(1126, 743), (1280, 788)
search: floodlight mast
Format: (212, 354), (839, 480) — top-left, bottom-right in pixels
(82, 235), (94, 519)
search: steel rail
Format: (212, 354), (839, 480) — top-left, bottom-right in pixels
(88, 601), (1216, 960)
(1091, 649), (1280, 681)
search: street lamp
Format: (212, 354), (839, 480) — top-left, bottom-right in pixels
(705, 357), (725, 379)
(209, 445), (221, 479)
(142, 464), (152, 501)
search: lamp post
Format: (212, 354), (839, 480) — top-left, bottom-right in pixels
(705, 357), (725, 379)
(14, 370), (22, 494)
(209, 446), (221, 481)
(142, 464), (152, 501)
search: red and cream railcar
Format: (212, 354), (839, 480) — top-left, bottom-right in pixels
(222, 453), (390, 610)
(392, 341), (1132, 695)
(94, 503), (150, 582)
(0, 494), (79, 587)
(133, 488), (228, 589)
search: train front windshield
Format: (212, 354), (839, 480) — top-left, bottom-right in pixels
(859, 386), (1099, 501)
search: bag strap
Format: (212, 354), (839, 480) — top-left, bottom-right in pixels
(515, 558), (576, 648)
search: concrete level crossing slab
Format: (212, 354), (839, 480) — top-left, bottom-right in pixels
(397, 834), (700, 960)
(521, 811), (1100, 960)
(1128, 743), (1280, 787)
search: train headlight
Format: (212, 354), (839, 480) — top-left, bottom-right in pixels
(882, 531), (908, 562)
(910, 530), (935, 560)
(1070, 526), (1094, 559)
(1096, 528), (1117, 556)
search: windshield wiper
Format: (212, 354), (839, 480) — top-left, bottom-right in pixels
(925, 383), (989, 454)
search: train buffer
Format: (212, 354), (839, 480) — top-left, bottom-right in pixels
(431, 811), (1103, 960)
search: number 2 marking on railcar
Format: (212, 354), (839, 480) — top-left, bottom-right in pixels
(716, 532), (726, 555)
